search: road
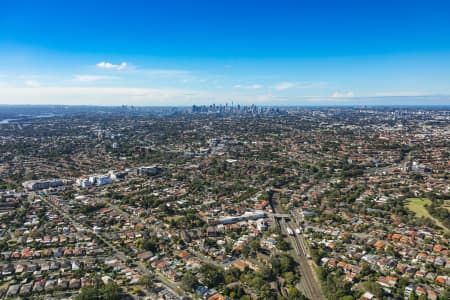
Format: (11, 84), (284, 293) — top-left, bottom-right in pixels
(270, 191), (325, 300)
(40, 195), (185, 299)
(265, 141), (410, 300)
(106, 200), (235, 280)
(102, 200), (188, 297)
(278, 218), (324, 300)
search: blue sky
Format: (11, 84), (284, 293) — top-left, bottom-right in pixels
(1, 0), (450, 105)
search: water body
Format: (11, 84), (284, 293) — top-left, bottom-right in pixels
(0, 113), (57, 124)
(0, 119), (17, 124)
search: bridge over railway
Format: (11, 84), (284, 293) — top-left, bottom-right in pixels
(268, 213), (290, 218)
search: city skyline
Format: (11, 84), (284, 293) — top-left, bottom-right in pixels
(1, 0), (450, 105)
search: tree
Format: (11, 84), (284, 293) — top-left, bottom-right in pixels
(181, 272), (198, 292)
(287, 286), (308, 300)
(439, 288), (450, 300)
(409, 292), (418, 300)
(224, 267), (242, 284)
(258, 284), (277, 300)
(200, 264), (224, 288)
(249, 238), (261, 254)
(140, 237), (159, 252)
(139, 274), (155, 291)
(363, 281), (383, 298)
(270, 253), (297, 275)
(100, 282), (123, 300)
(76, 286), (99, 300)
(276, 236), (291, 251)
(258, 266), (275, 281)
(76, 276), (120, 299)
(283, 271), (296, 285)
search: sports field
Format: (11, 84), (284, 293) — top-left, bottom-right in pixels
(406, 198), (448, 231)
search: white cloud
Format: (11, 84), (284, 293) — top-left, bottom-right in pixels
(332, 91), (354, 98)
(24, 80), (41, 87)
(0, 86), (282, 106)
(234, 84), (263, 89)
(296, 81), (332, 89)
(273, 82), (297, 90)
(254, 94), (275, 102)
(73, 75), (115, 82)
(117, 63), (127, 70)
(373, 92), (422, 97)
(95, 62), (190, 76)
(272, 81), (332, 90)
(142, 69), (191, 76)
(0, 87), (213, 106)
(96, 61), (127, 70)
(2, 86), (450, 106)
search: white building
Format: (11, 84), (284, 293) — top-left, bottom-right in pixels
(108, 170), (128, 180)
(79, 174), (113, 187)
(76, 178), (92, 188)
(22, 179), (64, 191)
(96, 175), (113, 186)
(256, 219), (267, 231)
(138, 165), (161, 176)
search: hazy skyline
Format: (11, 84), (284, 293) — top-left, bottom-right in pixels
(1, 0), (450, 106)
